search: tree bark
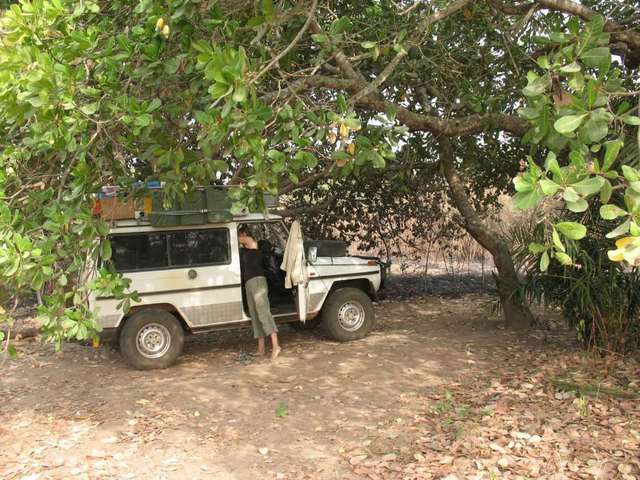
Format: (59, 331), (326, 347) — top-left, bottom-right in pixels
(437, 136), (533, 329)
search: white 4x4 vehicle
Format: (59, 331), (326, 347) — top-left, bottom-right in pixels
(90, 213), (383, 369)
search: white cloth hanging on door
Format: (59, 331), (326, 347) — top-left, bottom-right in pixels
(280, 220), (307, 288)
(280, 220), (308, 321)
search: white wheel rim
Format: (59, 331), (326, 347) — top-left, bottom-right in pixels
(337, 301), (365, 332)
(136, 323), (171, 359)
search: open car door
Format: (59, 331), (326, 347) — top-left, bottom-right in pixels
(280, 220), (310, 322)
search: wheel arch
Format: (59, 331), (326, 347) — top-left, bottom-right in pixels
(327, 278), (377, 301)
(120, 304), (190, 333)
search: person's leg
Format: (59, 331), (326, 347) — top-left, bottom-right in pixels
(252, 277), (280, 358)
(270, 332), (281, 359)
(246, 278), (266, 352)
(257, 337), (265, 355)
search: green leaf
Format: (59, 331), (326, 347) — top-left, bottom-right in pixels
(555, 251), (573, 266)
(336, 94), (347, 113)
(554, 114), (587, 135)
(101, 241), (112, 261)
(566, 198), (588, 212)
(560, 62), (581, 73)
(513, 190), (543, 210)
(606, 219), (630, 239)
(603, 139), (623, 171)
(513, 175), (532, 192)
(209, 82), (232, 99)
(622, 165), (639, 182)
(275, 403), (288, 418)
(582, 118), (609, 143)
(581, 46), (611, 72)
(536, 56), (550, 69)
(147, 99), (162, 112)
(623, 116), (640, 126)
(267, 149), (285, 162)
(80, 102), (99, 115)
(311, 34), (328, 44)
(556, 222), (587, 240)
(8, 344), (17, 359)
(518, 107), (540, 120)
(330, 17), (352, 35)
(31, 271), (44, 291)
(545, 152), (562, 178)
(600, 179), (612, 204)
(361, 41), (376, 49)
(164, 58), (180, 75)
(562, 187), (580, 203)
(600, 204), (627, 220)
(261, 0), (274, 18)
(552, 228), (565, 252)
(540, 251), (550, 272)
(529, 243), (546, 254)
(136, 114), (152, 127)
(232, 85), (248, 102)
(571, 176), (604, 196)
(569, 150), (585, 169)
(540, 178), (560, 196)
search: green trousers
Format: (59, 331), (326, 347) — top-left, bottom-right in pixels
(246, 276), (278, 339)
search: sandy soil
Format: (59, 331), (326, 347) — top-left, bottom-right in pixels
(2, 295), (639, 480)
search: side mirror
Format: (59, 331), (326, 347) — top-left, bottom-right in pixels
(307, 246), (318, 263)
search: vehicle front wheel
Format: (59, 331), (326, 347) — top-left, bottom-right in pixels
(120, 309), (184, 370)
(322, 288), (375, 342)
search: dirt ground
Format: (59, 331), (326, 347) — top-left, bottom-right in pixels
(2, 294), (639, 480)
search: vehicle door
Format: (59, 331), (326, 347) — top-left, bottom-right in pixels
(165, 226), (244, 327)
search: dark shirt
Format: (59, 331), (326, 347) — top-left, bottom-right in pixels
(240, 248), (265, 282)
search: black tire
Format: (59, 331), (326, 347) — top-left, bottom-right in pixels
(119, 309), (184, 370)
(290, 316), (323, 330)
(321, 288), (375, 342)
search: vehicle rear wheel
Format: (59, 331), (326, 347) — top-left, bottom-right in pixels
(322, 288), (375, 342)
(120, 309), (184, 370)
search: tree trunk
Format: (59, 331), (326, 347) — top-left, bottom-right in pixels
(437, 136), (533, 329)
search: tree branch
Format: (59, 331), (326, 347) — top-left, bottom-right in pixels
(274, 194), (336, 217)
(261, 74), (529, 137)
(349, 0), (473, 106)
(250, 0), (319, 85)
(493, 0), (640, 51)
(279, 162), (335, 195)
(536, 0), (640, 50)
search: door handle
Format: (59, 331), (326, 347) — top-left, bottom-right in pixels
(188, 269), (198, 279)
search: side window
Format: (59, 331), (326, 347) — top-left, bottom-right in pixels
(169, 229), (230, 267)
(110, 233), (169, 272)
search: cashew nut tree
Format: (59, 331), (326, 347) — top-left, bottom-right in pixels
(1, 0), (639, 354)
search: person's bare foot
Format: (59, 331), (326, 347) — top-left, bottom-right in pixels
(254, 350), (266, 356)
(271, 346), (281, 360)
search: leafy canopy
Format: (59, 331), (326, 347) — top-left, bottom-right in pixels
(514, 15), (640, 271)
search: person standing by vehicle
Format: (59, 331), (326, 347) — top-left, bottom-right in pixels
(238, 226), (281, 359)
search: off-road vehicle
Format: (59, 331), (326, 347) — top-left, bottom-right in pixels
(90, 190), (383, 369)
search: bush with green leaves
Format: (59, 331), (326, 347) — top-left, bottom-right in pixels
(514, 15), (640, 269)
(512, 205), (640, 353)
(512, 15), (640, 352)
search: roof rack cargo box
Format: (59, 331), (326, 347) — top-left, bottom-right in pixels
(94, 185), (279, 226)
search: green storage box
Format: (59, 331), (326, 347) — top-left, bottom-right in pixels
(206, 187), (233, 222)
(150, 190), (206, 227)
